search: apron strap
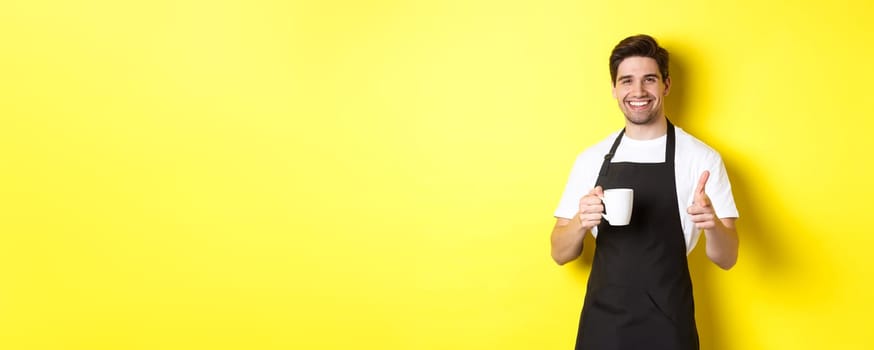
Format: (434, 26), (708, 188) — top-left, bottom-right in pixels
(665, 119), (676, 167)
(597, 119), (676, 177)
(598, 128), (625, 177)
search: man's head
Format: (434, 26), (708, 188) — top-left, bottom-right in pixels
(609, 35), (671, 126)
(609, 34), (670, 85)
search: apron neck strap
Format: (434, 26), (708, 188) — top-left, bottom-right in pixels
(598, 119), (675, 177)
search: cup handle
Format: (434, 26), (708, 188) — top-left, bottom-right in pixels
(598, 196), (610, 223)
(598, 196), (610, 222)
(598, 196), (609, 222)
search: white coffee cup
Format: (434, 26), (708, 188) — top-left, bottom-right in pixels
(600, 188), (633, 226)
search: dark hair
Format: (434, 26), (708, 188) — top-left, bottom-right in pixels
(609, 34), (670, 85)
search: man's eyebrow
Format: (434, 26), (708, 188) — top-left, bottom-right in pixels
(617, 73), (661, 81)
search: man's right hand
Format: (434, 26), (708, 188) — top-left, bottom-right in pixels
(577, 186), (605, 231)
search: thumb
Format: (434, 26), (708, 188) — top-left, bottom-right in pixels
(694, 171), (711, 206)
(695, 170), (710, 196)
(592, 186), (604, 197)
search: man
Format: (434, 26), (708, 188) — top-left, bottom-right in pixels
(550, 35), (739, 350)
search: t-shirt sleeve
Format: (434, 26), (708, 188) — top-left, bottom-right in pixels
(554, 152), (598, 219)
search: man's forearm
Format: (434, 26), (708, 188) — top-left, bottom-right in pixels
(551, 219), (587, 265)
(704, 218), (738, 270)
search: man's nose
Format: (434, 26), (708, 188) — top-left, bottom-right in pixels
(632, 80), (645, 95)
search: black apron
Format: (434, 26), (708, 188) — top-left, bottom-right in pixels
(575, 122), (698, 350)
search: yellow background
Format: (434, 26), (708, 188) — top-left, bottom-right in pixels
(1, 0), (872, 349)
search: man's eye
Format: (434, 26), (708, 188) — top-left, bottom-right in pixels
(645, 77), (657, 83)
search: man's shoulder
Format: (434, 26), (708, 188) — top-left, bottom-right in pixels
(675, 126), (722, 161)
(574, 130), (622, 163)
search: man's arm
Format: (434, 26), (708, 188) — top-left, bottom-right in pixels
(688, 171), (739, 270)
(703, 218), (738, 270)
(551, 187), (604, 265)
(551, 218), (586, 265)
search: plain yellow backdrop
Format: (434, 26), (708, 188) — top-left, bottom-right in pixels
(2, 0), (873, 349)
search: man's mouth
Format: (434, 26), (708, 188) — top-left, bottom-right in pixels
(626, 100), (651, 109)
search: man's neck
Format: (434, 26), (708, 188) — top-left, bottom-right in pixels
(624, 117), (668, 140)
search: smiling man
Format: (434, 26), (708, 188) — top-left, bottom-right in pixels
(550, 35), (740, 350)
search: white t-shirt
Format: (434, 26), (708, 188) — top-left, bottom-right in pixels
(554, 126), (739, 254)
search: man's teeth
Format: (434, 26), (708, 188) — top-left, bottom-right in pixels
(629, 101), (649, 107)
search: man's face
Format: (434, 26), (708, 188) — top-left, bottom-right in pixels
(612, 56), (671, 126)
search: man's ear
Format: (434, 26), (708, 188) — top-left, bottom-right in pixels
(611, 82), (617, 99)
(663, 76), (671, 96)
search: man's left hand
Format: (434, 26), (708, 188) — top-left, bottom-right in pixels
(687, 170), (719, 230)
